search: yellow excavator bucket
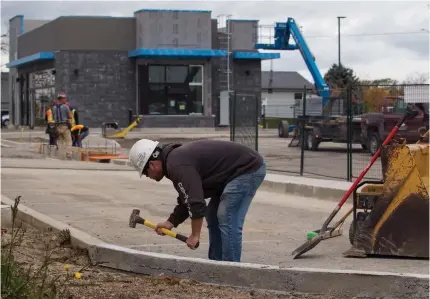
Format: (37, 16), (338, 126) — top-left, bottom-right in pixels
(346, 134), (429, 258)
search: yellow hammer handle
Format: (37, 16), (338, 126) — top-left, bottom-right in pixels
(143, 220), (177, 238)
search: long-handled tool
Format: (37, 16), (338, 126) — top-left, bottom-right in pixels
(292, 105), (419, 259)
(128, 209), (199, 249)
(306, 207), (353, 241)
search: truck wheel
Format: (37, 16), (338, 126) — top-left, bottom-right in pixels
(306, 131), (319, 151)
(278, 121), (289, 138)
(369, 132), (381, 156)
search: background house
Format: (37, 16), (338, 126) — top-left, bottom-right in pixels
(261, 71), (314, 119)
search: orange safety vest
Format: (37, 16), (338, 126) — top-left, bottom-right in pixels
(46, 108), (55, 124)
(71, 124), (84, 133)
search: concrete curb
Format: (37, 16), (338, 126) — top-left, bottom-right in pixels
(261, 173), (353, 202)
(111, 159), (132, 167)
(1, 194), (428, 299)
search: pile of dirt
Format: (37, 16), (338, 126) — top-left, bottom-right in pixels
(2, 227), (339, 299)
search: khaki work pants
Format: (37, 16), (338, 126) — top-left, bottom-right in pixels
(56, 123), (73, 159)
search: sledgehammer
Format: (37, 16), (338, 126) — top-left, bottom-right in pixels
(128, 209), (199, 249)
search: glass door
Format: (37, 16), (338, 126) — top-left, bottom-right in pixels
(167, 94), (189, 115)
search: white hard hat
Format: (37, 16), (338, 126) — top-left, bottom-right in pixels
(128, 139), (160, 177)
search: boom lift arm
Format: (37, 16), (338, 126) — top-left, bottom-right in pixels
(255, 18), (331, 106)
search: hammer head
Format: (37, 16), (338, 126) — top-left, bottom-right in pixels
(129, 209), (141, 228)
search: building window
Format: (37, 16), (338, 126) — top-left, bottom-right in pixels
(166, 66), (188, 83)
(144, 65), (204, 115)
(294, 92), (302, 100)
(173, 24), (178, 34)
(28, 69), (55, 126)
(173, 11), (179, 19)
(148, 66), (165, 83)
(189, 65), (203, 84)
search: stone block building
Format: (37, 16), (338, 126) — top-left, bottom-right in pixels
(7, 10), (280, 128)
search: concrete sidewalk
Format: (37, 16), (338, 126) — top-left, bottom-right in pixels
(110, 158), (353, 201)
(1, 160), (427, 277)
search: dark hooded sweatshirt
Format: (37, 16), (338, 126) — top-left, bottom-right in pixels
(159, 140), (264, 227)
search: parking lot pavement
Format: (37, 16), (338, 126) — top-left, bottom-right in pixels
(2, 128), (383, 181)
(1, 159), (427, 275)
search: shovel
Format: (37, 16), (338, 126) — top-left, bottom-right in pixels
(306, 207), (353, 241)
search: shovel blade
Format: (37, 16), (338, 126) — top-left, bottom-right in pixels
(292, 234), (324, 259)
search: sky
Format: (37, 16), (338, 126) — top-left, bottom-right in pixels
(1, 0), (429, 85)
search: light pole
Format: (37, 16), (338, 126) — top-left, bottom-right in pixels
(337, 16), (346, 66)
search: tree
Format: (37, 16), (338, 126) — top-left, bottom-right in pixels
(1, 30), (8, 54)
(324, 63), (360, 92)
(322, 64), (361, 114)
(403, 72), (429, 84)
(361, 87), (390, 112)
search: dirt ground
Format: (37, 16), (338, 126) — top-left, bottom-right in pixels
(1, 227), (342, 299)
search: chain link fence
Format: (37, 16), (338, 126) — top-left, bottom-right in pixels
(350, 83), (430, 181)
(250, 83), (428, 181)
(230, 92), (259, 151)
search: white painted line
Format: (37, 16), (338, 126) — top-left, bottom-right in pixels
(126, 239), (283, 248)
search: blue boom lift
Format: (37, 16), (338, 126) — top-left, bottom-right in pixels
(256, 18), (331, 105)
(256, 18), (365, 151)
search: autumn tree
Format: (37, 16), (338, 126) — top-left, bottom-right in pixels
(357, 77), (405, 112)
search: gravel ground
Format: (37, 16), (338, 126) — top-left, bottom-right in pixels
(1, 227), (342, 299)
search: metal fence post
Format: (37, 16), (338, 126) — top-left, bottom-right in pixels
(255, 95), (259, 152)
(346, 84), (352, 181)
(299, 86), (307, 176)
(229, 92), (233, 142)
(231, 92), (236, 142)
(128, 109), (133, 125)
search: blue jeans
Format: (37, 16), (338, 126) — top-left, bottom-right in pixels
(72, 130), (89, 147)
(205, 161), (267, 262)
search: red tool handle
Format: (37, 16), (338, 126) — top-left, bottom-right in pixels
(337, 106), (418, 208)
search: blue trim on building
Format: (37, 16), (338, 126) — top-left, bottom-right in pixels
(135, 8), (211, 13)
(6, 52), (55, 68)
(233, 52), (281, 60)
(129, 48), (227, 58)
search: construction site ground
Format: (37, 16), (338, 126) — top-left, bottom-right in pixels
(1, 129), (428, 298)
(0, 145), (427, 276)
(3, 227), (337, 299)
(2, 128), (382, 181)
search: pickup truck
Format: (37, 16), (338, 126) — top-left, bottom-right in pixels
(360, 97), (429, 155)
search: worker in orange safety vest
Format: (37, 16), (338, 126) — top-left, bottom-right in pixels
(45, 100), (58, 147)
(71, 124), (89, 148)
